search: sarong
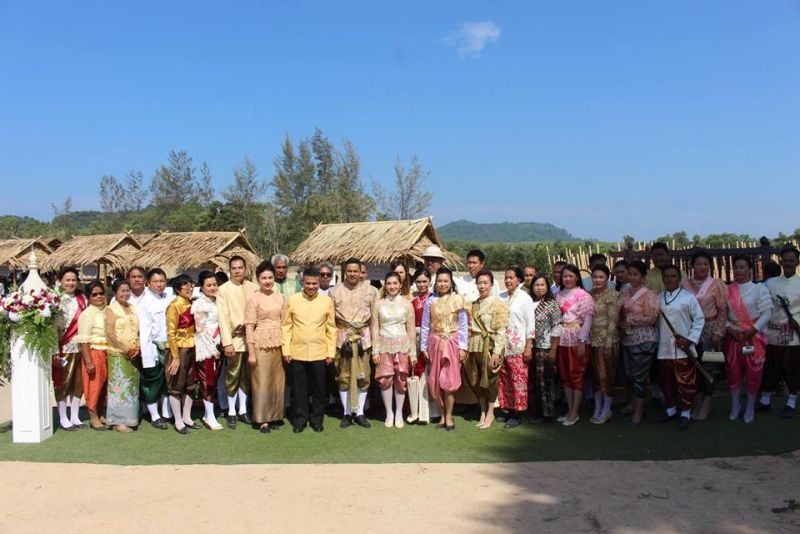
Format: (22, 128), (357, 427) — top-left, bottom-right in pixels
(80, 349), (107, 413)
(225, 351), (251, 396)
(622, 342), (656, 398)
(591, 345), (619, 396)
(557, 344), (590, 391)
(427, 333), (462, 408)
(140, 361), (167, 404)
(464, 350), (500, 401)
(193, 358), (220, 401)
(375, 352), (410, 392)
(251, 347), (285, 423)
(54, 352), (83, 401)
(106, 351), (140, 426)
(498, 353), (528, 410)
(659, 358), (697, 411)
(529, 348), (556, 418)
(165, 347), (196, 396)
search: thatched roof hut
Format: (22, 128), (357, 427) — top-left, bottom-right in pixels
(290, 217), (462, 267)
(133, 231), (261, 277)
(40, 232), (142, 274)
(0, 238), (53, 270)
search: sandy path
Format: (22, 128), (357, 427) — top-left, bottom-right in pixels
(2, 453), (799, 534)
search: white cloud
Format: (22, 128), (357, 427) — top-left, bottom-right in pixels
(444, 20), (501, 59)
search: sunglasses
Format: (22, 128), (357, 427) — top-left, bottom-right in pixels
(320, 272), (332, 278)
(90, 291), (104, 297)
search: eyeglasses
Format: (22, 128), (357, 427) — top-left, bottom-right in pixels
(320, 272), (332, 278)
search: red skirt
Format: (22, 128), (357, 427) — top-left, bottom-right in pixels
(498, 354), (529, 411)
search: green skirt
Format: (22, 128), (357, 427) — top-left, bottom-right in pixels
(106, 352), (140, 426)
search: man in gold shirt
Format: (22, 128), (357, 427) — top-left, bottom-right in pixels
(282, 267), (337, 433)
(330, 258), (376, 428)
(645, 242), (672, 294)
(217, 256), (258, 429)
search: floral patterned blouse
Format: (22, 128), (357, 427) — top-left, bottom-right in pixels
(590, 288), (623, 348)
(555, 288), (595, 347)
(622, 286), (660, 346)
(503, 288), (536, 356)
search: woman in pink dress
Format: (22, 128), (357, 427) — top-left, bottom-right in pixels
(555, 264), (595, 426)
(420, 267), (468, 431)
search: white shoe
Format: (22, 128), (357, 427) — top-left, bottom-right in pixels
(203, 417), (224, 431)
(385, 419), (394, 428)
(562, 416), (580, 427)
(556, 415), (567, 423)
(394, 416), (404, 429)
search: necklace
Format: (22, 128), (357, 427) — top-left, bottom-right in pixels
(663, 287), (682, 306)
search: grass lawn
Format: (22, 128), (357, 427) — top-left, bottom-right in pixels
(0, 398), (797, 465)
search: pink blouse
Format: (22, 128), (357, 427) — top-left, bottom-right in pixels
(555, 288), (594, 347)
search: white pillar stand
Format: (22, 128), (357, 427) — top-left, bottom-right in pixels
(11, 249), (54, 443)
(11, 335), (53, 443)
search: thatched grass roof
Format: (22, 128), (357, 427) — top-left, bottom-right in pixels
(290, 217), (463, 267)
(40, 233), (142, 273)
(0, 239), (53, 270)
(133, 231), (261, 276)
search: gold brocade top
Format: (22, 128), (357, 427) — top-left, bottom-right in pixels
(370, 295), (416, 354)
(590, 287), (623, 348)
(468, 296), (509, 357)
(281, 292), (337, 361)
(104, 301), (139, 354)
(329, 282), (376, 348)
(166, 295), (195, 356)
(430, 293), (467, 336)
(76, 305), (108, 350)
(245, 290), (284, 350)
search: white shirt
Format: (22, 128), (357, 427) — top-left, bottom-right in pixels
(137, 287), (174, 368)
(455, 273), (500, 303)
(550, 283), (560, 297)
(766, 274), (800, 346)
(657, 288), (705, 360)
(504, 288), (536, 355)
(726, 281), (772, 333)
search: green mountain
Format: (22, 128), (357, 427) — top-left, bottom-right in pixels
(437, 219), (577, 243)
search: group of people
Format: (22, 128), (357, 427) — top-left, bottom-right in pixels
(49, 241), (800, 434)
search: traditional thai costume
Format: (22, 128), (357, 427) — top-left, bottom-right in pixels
(555, 288), (594, 391)
(682, 275), (727, 396)
(245, 290), (285, 425)
(590, 287), (623, 397)
(104, 301), (140, 427)
(165, 295), (196, 396)
(191, 294), (221, 402)
(76, 304), (108, 415)
(466, 295), (508, 402)
(657, 288), (704, 417)
(137, 287), (172, 420)
(330, 282), (376, 417)
(530, 298), (562, 418)
(53, 291), (87, 427)
(419, 293), (468, 408)
(621, 286), (659, 398)
(408, 291), (436, 423)
(725, 281), (772, 399)
(498, 289), (535, 411)
(762, 274), (800, 412)
(217, 278), (258, 417)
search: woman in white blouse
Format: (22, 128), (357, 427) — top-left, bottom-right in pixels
(724, 255), (772, 424)
(191, 271), (223, 430)
(371, 272), (416, 428)
(498, 267), (536, 429)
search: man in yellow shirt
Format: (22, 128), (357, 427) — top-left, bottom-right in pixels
(217, 256), (258, 429)
(282, 267), (337, 433)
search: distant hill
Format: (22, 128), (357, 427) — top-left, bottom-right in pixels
(437, 219), (577, 243)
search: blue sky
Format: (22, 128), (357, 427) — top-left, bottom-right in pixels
(1, 1), (798, 241)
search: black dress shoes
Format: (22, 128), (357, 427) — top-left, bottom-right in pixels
(239, 413), (252, 425)
(311, 424), (324, 433)
(340, 415), (353, 428)
(174, 426), (189, 435)
(354, 415), (371, 428)
(293, 423), (306, 433)
(227, 415), (237, 429)
(151, 418), (168, 430)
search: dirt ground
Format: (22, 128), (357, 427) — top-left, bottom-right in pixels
(2, 387), (799, 533)
(0, 453), (797, 534)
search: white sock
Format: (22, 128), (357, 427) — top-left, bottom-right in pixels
(182, 395), (193, 424)
(593, 392), (602, 417)
(357, 390), (368, 416)
(381, 388), (394, 421)
(340, 391), (352, 416)
(58, 400), (71, 428)
(730, 389), (741, 419)
(788, 395), (797, 410)
(169, 396), (184, 429)
(394, 391), (405, 425)
(603, 395), (614, 415)
(651, 385), (663, 399)
(202, 400), (216, 421)
(162, 396), (172, 418)
(666, 406), (677, 417)
(760, 392), (771, 406)
(227, 396), (237, 416)
(237, 389), (248, 415)
(69, 396), (82, 425)
(147, 402), (161, 421)
(680, 409), (691, 419)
